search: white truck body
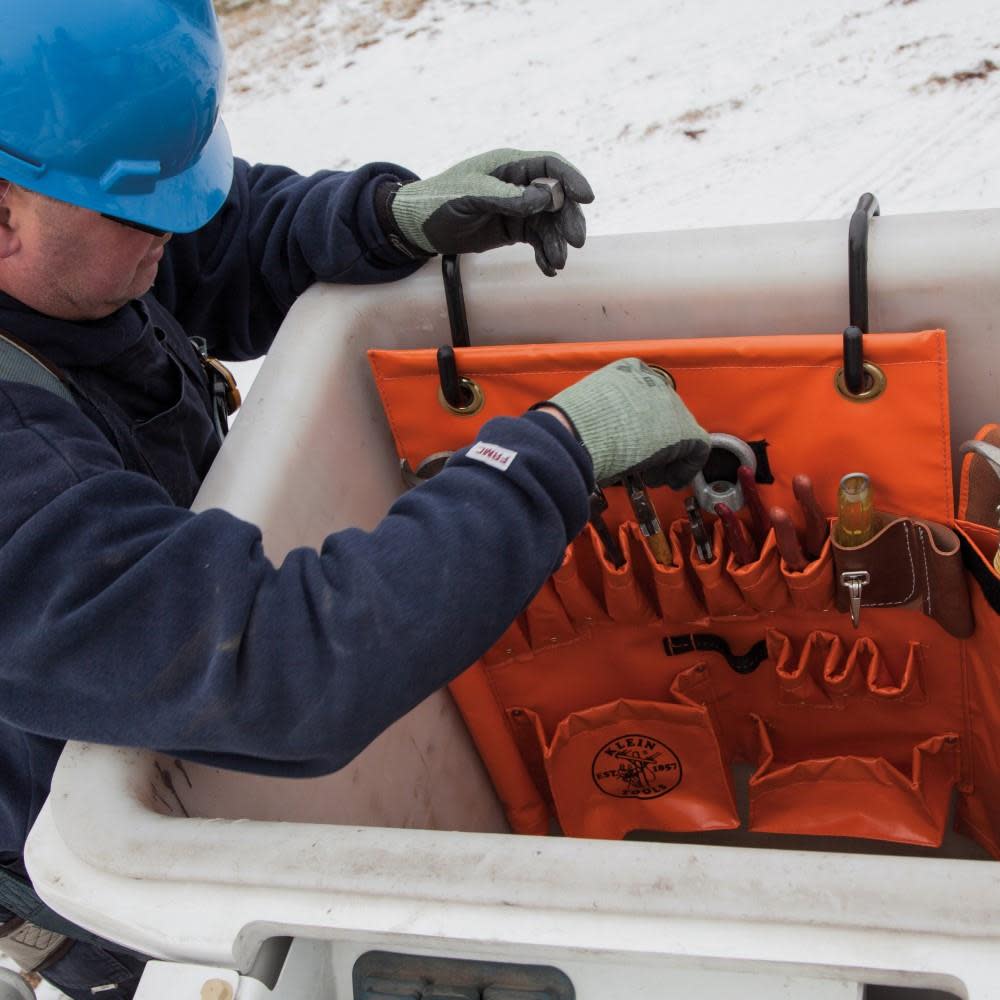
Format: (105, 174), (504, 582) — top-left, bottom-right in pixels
(24, 212), (1000, 999)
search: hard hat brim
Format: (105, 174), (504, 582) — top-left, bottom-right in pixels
(2, 118), (234, 236)
(96, 119), (236, 235)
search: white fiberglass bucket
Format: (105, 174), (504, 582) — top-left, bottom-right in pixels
(24, 211), (1000, 999)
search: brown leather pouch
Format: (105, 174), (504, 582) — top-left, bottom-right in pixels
(832, 514), (974, 638)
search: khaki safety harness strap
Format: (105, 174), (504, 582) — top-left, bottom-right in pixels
(0, 331), (76, 408)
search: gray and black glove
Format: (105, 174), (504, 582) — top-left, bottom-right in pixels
(378, 148), (594, 276)
(541, 358), (710, 488)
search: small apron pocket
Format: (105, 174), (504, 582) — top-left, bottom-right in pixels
(748, 716), (960, 847)
(541, 697), (739, 840)
(643, 518), (706, 624)
(728, 529), (790, 613)
(782, 533), (836, 612)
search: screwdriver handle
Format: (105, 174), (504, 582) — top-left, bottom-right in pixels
(645, 531), (673, 567)
(769, 505), (808, 572)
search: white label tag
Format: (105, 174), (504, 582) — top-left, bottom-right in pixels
(467, 441), (518, 471)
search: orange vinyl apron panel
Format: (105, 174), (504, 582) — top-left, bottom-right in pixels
(368, 330), (1000, 857)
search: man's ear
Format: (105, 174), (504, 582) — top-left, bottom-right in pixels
(0, 183), (22, 260)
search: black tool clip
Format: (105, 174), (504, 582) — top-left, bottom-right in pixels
(437, 254), (476, 410)
(841, 193), (880, 397)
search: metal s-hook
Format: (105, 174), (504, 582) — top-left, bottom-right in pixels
(437, 255), (484, 412)
(841, 193), (880, 397)
(442, 254), (470, 350)
(436, 180), (565, 412)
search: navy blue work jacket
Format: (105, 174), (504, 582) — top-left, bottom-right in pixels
(0, 159), (592, 864)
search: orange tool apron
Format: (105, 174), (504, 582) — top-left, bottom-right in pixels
(369, 330), (1000, 856)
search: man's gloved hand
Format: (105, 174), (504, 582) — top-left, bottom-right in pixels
(381, 149), (594, 276)
(539, 358), (710, 487)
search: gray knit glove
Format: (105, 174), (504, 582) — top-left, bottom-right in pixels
(542, 358), (710, 487)
(384, 149), (594, 276)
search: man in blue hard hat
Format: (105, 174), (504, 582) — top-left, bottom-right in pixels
(0, 3), (710, 997)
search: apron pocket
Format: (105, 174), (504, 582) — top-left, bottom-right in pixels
(773, 628), (842, 708)
(597, 523), (660, 625)
(782, 533), (836, 612)
(482, 617), (532, 667)
(552, 527), (611, 626)
(728, 529), (790, 613)
(542, 697), (739, 840)
(691, 520), (752, 618)
(522, 579), (580, 652)
(748, 716), (960, 847)
(642, 518), (706, 624)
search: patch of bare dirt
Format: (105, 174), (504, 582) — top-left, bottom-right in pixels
(922, 58), (998, 88)
(214, 0), (432, 104)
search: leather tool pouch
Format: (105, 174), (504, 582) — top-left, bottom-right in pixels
(832, 515), (974, 638)
(369, 328), (1000, 856)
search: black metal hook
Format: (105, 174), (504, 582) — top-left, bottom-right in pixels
(842, 193), (880, 395)
(437, 254), (473, 408)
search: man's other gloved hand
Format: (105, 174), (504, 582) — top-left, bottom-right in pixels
(382, 149), (594, 276)
(540, 358), (710, 487)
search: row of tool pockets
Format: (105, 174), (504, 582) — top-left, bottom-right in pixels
(506, 691), (959, 846)
(482, 518), (835, 664)
(767, 628), (926, 706)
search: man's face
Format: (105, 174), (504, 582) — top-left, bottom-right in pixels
(0, 185), (171, 321)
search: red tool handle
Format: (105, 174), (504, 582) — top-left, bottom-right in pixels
(715, 503), (757, 566)
(769, 505), (808, 572)
(792, 474), (829, 559)
(737, 465), (770, 546)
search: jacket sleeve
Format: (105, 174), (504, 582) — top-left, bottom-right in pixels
(0, 385), (592, 776)
(153, 157), (425, 362)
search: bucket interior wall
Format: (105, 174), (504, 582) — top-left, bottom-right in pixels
(179, 215), (1000, 852)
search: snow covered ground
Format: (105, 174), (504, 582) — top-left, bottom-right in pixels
(217, 0), (1000, 391)
(221, 0), (1000, 233)
(7, 0), (1000, 995)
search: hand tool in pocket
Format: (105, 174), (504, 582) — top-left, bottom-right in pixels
(692, 433), (757, 513)
(792, 473), (829, 558)
(994, 504), (1000, 574)
(959, 439), (1000, 548)
(836, 472), (875, 547)
(714, 502), (757, 566)
(737, 465), (770, 546)
(685, 495), (715, 562)
(959, 439), (1000, 479)
(400, 450), (453, 488)
(769, 506), (808, 572)
(588, 486), (626, 568)
(625, 474), (671, 565)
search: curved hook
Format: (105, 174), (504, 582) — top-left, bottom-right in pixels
(843, 193), (880, 396)
(437, 255), (472, 408)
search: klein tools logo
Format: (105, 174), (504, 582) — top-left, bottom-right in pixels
(592, 734), (682, 799)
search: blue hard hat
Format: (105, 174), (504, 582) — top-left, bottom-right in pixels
(0, 0), (234, 233)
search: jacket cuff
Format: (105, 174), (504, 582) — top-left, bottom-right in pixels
(374, 181), (435, 261)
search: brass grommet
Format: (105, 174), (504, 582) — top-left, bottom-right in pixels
(438, 377), (484, 415)
(647, 364), (676, 390)
(834, 361), (887, 402)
